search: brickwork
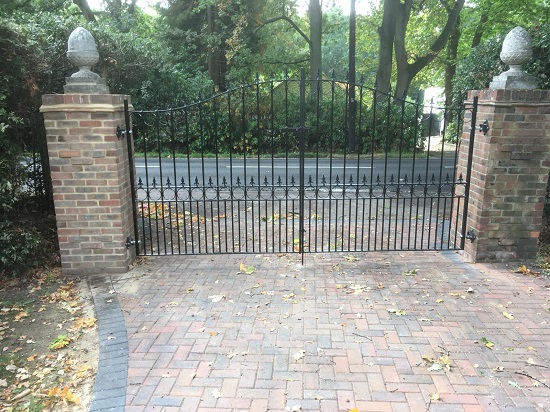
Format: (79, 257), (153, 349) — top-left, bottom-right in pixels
(456, 89), (550, 262)
(40, 94), (136, 275)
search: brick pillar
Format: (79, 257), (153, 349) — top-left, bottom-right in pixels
(40, 94), (136, 275)
(457, 89), (550, 262)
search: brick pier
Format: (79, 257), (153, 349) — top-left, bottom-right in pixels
(41, 94), (135, 275)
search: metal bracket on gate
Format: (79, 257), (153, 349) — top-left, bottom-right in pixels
(116, 125), (132, 140)
(125, 237), (140, 248)
(464, 229), (477, 243)
(478, 120), (490, 135)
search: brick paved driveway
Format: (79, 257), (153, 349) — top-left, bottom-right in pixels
(114, 251), (550, 412)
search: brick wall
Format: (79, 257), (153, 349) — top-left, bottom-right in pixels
(456, 89), (550, 262)
(41, 94), (136, 275)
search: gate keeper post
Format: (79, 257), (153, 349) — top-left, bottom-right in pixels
(40, 27), (137, 275)
(455, 27), (550, 262)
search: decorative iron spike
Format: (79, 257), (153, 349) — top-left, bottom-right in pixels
(403, 174), (409, 184)
(375, 175), (381, 184)
(331, 69), (335, 80)
(255, 73), (260, 83)
(417, 174), (422, 183)
(362, 174), (367, 184)
(321, 175), (326, 185)
(277, 176), (282, 186)
(208, 177), (213, 187)
(308, 176), (313, 185)
(222, 177), (227, 187)
(390, 174), (395, 183)
(236, 176), (241, 186)
(264, 176), (269, 186)
(137, 177), (143, 188)
(445, 173), (450, 183)
(152, 177), (157, 188)
(194, 177), (200, 187)
(290, 176), (295, 185)
(458, 173), (463, 183)
(348, 175), (354, 185)
(335, 175), (340, 185)
(431, 174), (436, 183)
(250, 176), (255, 186)
(166, 177), (171, 187)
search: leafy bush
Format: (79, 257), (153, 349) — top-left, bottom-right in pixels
(0, 222), (42, 277)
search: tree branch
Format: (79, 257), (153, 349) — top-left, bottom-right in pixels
(254, 15), (311, 46)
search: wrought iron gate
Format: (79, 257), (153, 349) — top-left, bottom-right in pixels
(125, 70), (476, 257)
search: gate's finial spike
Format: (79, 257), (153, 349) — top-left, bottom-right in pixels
(222, 177), (227, 187)
(348, 175), (354, 185)
(417, 174), (422, 183)
(166, 177), (171, 188)
(445, 173), (450, 183)
(180, 177), (185, 186)
(375, 174), (381, 184)
(250, 176), (255, 187)
(264, 176), (269, 186)
(208, 177), (213, 187)
(236, 176), (241, 186)
(277, 176), (282, 186)
(152, 178), (157, 188)
(362, 174), (367, 184)
(138, 177), (143, 188)
(194, 177), (200, 187)
(335, 175), (340, 185)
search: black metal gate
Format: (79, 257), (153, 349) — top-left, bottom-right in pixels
(125, 69), (476, 257)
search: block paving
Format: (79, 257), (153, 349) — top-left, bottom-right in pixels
(107, 251), (550, 411)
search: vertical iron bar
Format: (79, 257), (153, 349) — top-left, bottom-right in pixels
(124, 100), (140, 256)
(299, 68), (306, 263)
(460, 96), (478, 249)
(184, 108), (195, 253)
(241, 81), (248, 253)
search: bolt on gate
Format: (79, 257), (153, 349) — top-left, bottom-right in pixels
(124, 69), (477, 258)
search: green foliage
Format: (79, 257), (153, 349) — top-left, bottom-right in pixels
(527, 23), (550, 90)
(0, 222), (43, 277)
(452, 37), (505, 107)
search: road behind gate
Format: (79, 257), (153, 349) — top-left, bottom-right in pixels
(91, 251), (550, 412)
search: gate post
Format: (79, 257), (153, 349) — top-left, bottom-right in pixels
(456, 27), (550, 262)
(456, 89), (550, 261)
(40, 28), (136, 275)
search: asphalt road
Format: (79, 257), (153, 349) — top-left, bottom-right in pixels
(134, 156), (458, 188)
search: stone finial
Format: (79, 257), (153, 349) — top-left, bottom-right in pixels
(489, 26), (537, 90)
(64, 27), (109, 94)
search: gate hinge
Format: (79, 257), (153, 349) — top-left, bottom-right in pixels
(126, 237), (140, 248)
(116, 125), (132, 139)
(464, 229), (476, 243)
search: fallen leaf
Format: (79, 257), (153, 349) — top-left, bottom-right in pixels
(481, 337), (494, 349)
(502, 312), (514, 320)
(508, 380), (521, 389)
(348, 409), (360, 412)
(208, 295), (225, 303)
(428, 363), (443, 372)
(239, 263), (255, 275)
(435, 299), (444, 303)
(430, 393), (440, 401)
(402, 269), (418, 276)
(527, 358), (536, 365)
(345, 255), (359, 262)
(74, 317), (96, 330)
(293, 350), (306, 361)
(209, 332), (218, 336)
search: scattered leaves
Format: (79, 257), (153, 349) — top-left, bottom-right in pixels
(515, 265), (540, 276)
(48, 386), (81, 404)
(208, 295), (225, 303)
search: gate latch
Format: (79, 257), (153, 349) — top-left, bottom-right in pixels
(478, 120), (489, 135)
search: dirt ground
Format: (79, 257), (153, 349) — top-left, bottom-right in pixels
(0, 268), (98, 411)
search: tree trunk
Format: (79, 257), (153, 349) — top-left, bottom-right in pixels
(206, 5), (226, 90)
(394, 0), (465, 99)
(471, 11), (488, 48)
(444, 16), (460, 124)
(375, 0), (398, 95)
(72, 0), (96, 22)
(308, 0), (322, 96)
